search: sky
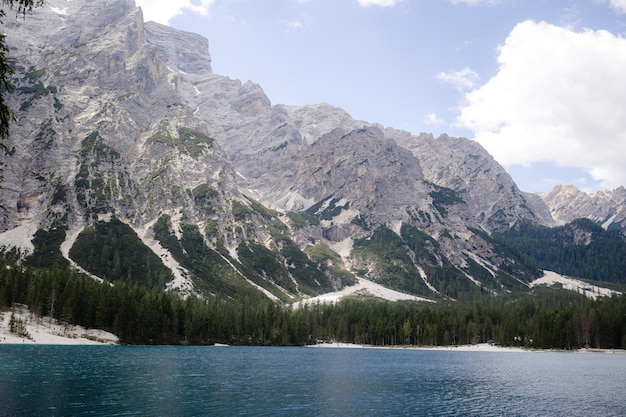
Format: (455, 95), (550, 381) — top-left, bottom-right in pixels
(134, 0), (626, 193)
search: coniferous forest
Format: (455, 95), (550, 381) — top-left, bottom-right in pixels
(1, 262), (625, 349)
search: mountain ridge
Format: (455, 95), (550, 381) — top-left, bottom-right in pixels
(0, 0), (623, 303)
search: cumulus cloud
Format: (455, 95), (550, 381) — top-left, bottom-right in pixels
(358, 0), (400, 7)
(135, 0), (214, 25)
(436, 67), (480, 91)
(607, 0), (626, 14)
(456, 20), (626, 189)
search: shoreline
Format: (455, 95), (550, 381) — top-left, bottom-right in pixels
(307, 341), (626, 354)
(2, 308), (624, 354)
(0, 308), (119, 345)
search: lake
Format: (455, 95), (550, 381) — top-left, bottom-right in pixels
(0, 345), (625, 416)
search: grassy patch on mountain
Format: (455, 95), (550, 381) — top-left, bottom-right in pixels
(18, 67), (58, 111)
(279, 238), (334, 294)
(305, 243), (357, 287)
(192, 184), (219, 215)
(421, 265), (479, 301)
(429, 186), (464, 217)
(286, 211), (320, 229)
(232, 200), (253, 221)
(305, 196), (349, 220)
(147, 126), (214, 158)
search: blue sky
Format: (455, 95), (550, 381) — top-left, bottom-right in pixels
(135, 0), (626, 193)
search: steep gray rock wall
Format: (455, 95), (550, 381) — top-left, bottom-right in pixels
(538, 185), (626, 232)
(0, 0), (240, 243)
(388, 130), (555, 232)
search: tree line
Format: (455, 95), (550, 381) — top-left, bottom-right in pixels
(1, 262), (625, 349)
(495, 219), (626, 284)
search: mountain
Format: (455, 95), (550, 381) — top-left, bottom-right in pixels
(0, 0), (623, 303)
(537, 185), (626, 233)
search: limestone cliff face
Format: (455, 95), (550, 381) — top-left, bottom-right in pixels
(386, 130), (556, 233)
(538, 185), (626, 232)
(1, 0), (229, 232)
(1, 0), (614, 301)
(0, 0), (278, 297)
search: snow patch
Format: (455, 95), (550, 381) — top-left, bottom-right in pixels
(0, 223), (37, 257)
(530, 271), (621, 300)
(293, 277), (433, 308)
(134, 219), (196, 298)
(50, 6), (68, 15)
(0, 306), (118, 345)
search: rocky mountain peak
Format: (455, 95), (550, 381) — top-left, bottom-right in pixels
(538, 185), (626, 232)
(0, 0), (624, 302)
(144, 21), (212, 74)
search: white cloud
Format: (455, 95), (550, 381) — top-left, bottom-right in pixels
(424, 113), (445, 126)
(607, 0), (626, 14)
(456, 20), (626, 189)
(135, 0), (215, 25)
(358, 0), (400, 7)
(436, 67), (480, 91)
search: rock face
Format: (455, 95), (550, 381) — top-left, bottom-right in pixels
(0, 0), (621, 301)
(537, 185), (626, 232)
(387, 131), (556, 233)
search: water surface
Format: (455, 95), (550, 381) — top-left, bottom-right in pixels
(1, 345), (624, 416)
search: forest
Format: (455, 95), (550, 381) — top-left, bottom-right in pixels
(1, 262), (625, 349)
(496, 219), (626, 284)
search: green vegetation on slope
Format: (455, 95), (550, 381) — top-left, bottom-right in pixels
(147, 126), (214, 158)
(23, 227), (69, 268)
(152, 214), (263, 299)
(69, 217), (172, 289)
(1, 261), (625, 348)
(495, 219), (626, 284)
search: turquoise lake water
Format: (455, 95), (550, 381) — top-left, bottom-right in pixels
(1, 345), (625, 416)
